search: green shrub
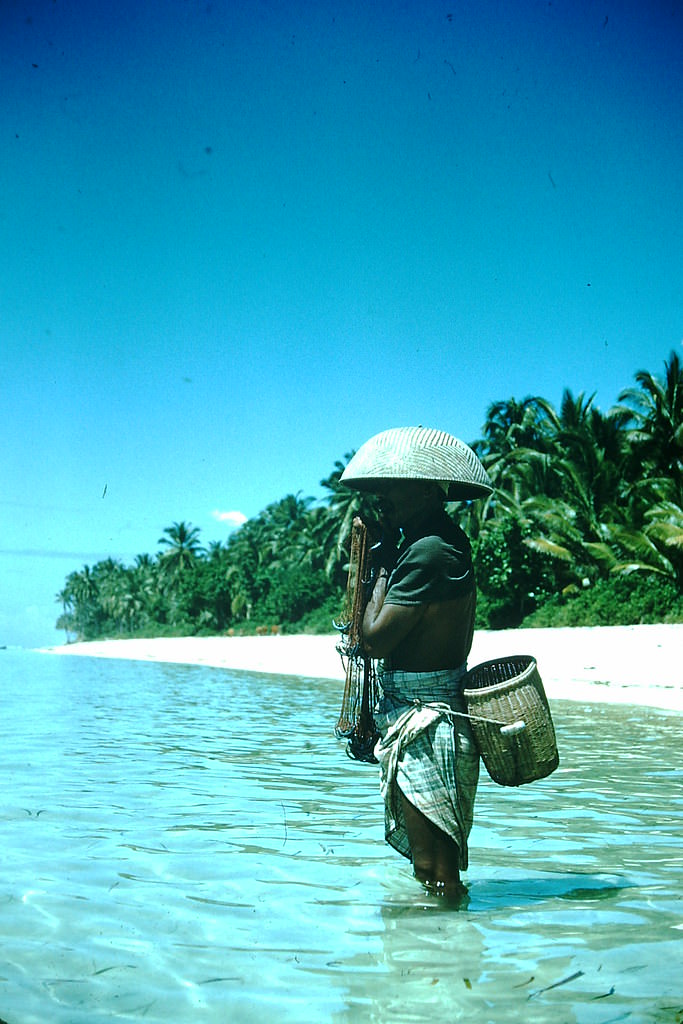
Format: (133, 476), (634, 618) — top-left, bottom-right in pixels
(288, 592), (344, 635)
(521, 573), (683, 628)
(258, 566), (331, 625)
(474, 515), (556, 629)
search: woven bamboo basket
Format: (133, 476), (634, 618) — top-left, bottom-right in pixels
(463, 655), (559, 787)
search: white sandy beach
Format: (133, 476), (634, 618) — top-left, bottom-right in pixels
(43, 624), (683, 711)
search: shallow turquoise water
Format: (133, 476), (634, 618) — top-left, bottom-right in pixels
(1, 650), (681, 1023)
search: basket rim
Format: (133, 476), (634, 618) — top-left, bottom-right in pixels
(463, 654), (538, 697)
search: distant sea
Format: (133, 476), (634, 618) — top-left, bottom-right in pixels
(0, 548), (139, 650)
(1, 649), (681, 1023)
(0, 550), (93, 649)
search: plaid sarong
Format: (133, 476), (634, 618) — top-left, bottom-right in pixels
(373, 668), (480, 870)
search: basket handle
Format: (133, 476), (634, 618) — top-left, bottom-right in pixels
(411, 699), (526, 736)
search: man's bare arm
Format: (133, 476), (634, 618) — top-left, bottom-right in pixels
(362, 572), (425, 659)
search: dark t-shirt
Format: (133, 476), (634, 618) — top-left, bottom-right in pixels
(383, 512), (474, 606)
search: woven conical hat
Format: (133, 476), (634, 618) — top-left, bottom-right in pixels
(340, 426), (493, 501)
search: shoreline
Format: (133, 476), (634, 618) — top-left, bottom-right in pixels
(41, 623), (683, 711)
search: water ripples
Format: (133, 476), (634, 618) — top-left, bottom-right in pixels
(1, 651), (681, 1023)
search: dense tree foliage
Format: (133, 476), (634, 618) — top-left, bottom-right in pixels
(57, 352), (683, 640)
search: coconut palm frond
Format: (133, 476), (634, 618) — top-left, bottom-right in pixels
(609, 561), (672, 578)
(523, 536), (573, 562)
(647, 521), (683, 551)
(608, 524), (676, 576)
(582, 541), (619, 570)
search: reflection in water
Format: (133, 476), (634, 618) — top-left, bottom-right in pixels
(1, 651), (681, 1023)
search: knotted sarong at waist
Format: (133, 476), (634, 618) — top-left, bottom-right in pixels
(374, 667), (479, 870)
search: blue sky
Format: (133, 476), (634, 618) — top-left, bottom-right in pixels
(2, 0), (681, 647)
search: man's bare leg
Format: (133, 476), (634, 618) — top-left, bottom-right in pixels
(400, 792), (467, 899)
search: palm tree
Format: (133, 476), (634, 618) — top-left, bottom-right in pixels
(224, 516), (265, 620)
(206, 540), (226, 561)
(474, 388), (635, 605)
(643, 500), (683, 584)
(157, 521), (205, 575)
(56, 573), (82, 641)
(616, 349), (683, 503)
(57, 565), (102, 639)
(319, 454), (382, 582)
(474, 397), (557, 494)
(259, 494), (314, 561)
(88, 559), (126, 633)
(476, 395), (556, 454)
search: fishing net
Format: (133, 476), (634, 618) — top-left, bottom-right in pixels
(334, 516), (380, 763)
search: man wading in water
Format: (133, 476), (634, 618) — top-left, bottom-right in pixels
(340, 427), (492, 898)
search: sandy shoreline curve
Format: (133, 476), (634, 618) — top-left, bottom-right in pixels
(41, 623), (683, 711)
